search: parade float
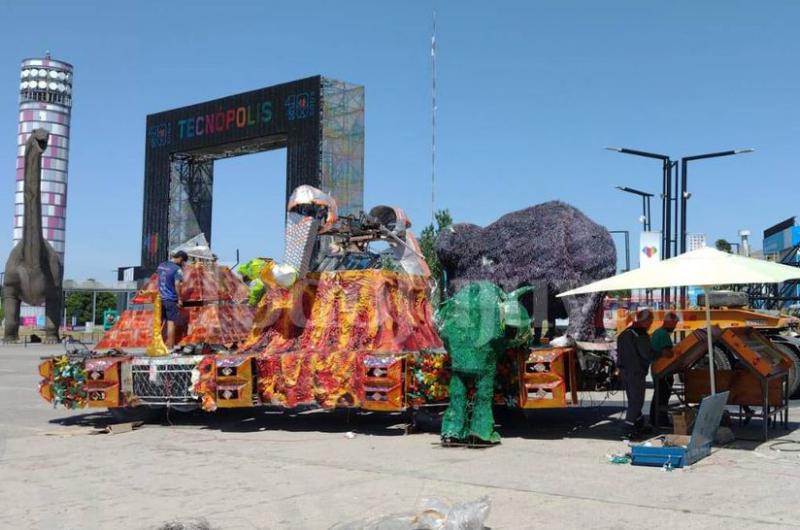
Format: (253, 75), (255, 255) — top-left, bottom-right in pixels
(38, 185), (798, 432)
(38, 186), (452, 417)
(37, 186), (639, 425)
(34, 187), (665, 422)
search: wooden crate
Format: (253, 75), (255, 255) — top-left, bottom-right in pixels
(215, 355), (255, 408)
(518, 348), (576, 409)
(84, 357), (124, 408)
(361, 355), (405, 412)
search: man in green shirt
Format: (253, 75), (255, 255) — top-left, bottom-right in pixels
(649, 312), (679, 427)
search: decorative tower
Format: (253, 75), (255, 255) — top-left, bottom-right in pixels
(14, 53), (73, 261)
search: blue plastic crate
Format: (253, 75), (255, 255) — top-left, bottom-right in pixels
(631, 391), (729, 468)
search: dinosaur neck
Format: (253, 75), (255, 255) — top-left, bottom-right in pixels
(22, 144), (44, 262)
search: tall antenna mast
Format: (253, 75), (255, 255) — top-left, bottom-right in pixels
(431, 7), (437, 221)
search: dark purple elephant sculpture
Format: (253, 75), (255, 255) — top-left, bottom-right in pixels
(436, 201), (616, 340)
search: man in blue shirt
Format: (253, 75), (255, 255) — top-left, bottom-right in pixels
(157, 250), (188, 348)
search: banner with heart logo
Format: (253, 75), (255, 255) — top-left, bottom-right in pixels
(639, 231), (662, 268)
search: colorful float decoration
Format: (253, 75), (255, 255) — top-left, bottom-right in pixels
(95, 262), (252, 352)
(38, 186), (449, 415)
(39, 187), (632, 419)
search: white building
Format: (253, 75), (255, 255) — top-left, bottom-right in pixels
(687, 233), (706, 252)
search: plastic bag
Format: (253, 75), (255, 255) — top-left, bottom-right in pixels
(549, 335), (575, 348)
(260, 260), (299, 289)
(436, 497), (491, 530)
(606, 453), (631, 464)
(330, 497), (490, 530)
(272, 262), (299, 288)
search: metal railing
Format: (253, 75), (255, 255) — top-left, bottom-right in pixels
(130, 357), (202, 406)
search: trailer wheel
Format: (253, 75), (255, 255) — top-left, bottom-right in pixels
(681, 346), (732, 384)
(692, 346), (733, 371)
(771, 342), (800, 398)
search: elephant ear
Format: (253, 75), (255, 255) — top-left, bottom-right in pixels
(500, 286), (533, 326)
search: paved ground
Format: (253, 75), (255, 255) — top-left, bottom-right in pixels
(2, 344), (800, 530)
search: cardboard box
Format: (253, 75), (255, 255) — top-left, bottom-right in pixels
(670, 407), (697, 435)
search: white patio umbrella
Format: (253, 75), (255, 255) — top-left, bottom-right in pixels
(558, 246), (800, 394)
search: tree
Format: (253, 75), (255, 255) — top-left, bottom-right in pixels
(715, 239), (732, 253)
(419, 209), (453, 305)
(64, 292), (118, 326)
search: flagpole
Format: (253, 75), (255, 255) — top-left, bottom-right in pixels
(431, 8), (437, 222)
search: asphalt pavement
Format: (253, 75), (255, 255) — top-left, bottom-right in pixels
(2, 344), (800, 529)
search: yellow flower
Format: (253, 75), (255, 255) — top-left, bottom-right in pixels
(54, 355), (69, 370)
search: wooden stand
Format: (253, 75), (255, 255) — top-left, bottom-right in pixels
(518, 347), (578, 409)
(653, 326), (790, 440)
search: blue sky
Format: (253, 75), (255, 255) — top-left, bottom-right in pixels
(0, 0), (798, 280)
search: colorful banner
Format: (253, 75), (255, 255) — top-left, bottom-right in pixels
(639, 231), (662, 268)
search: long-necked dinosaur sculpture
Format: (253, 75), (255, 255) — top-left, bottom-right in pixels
(3, 129), (63, 341)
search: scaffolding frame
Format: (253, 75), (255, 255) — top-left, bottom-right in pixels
(168, 154), (214, 251)
(320, 78), (365, 217)
(744, 244), (800, 310)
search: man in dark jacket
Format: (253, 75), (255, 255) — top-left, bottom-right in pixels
(616, 309), (655, 439)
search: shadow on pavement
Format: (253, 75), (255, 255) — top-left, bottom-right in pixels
(209, 408), (410, 437)
(47, 401), (799, 447)
(49, 411), (115, 428)
(500, 405), (628, 441)
(49, 407), (411, 437)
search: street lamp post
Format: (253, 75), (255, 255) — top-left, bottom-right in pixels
(615, 186), (654, 231)
(607, 147), (674, 305)
(607, 146), (753, 307)
(677, 148), (753, 306)
(679, 149), (755, 254)
(606, 148), (674, 260)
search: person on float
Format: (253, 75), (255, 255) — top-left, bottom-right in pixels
(157, 250), (188, 348)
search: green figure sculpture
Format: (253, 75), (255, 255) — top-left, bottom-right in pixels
(437, 282), (532, 446)
(237, 258), (268, 306)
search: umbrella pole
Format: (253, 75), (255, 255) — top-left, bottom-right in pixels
(703, 286), (716, 395)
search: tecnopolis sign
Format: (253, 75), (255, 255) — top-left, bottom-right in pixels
(140, 75), (364, 273)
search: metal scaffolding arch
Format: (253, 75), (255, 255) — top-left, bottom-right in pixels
(168, 153), (214, 251)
